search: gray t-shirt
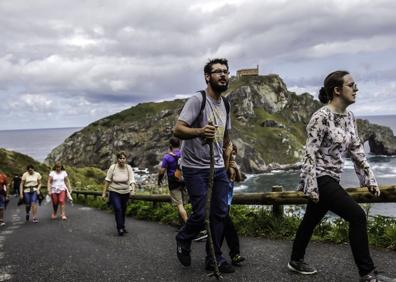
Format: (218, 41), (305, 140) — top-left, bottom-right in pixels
(178, 92), (231, 169)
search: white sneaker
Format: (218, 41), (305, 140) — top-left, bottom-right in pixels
(193, 230), (208, 242)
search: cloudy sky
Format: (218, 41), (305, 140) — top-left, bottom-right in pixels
(1, 0), (395, 130)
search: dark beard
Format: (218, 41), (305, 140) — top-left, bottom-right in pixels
(209, 79), (228, 93)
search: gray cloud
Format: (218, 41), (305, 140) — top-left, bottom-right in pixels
(0, 0), (395, 129)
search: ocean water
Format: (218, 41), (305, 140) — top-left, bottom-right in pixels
(236, 114), (396, 217)
(0, 127), (81, 162)
(0, 115), (395, 216)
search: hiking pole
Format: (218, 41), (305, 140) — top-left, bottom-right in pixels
(205, 127), (222, 280)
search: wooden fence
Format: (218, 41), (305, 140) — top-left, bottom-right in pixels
(72, 185), (396, 217)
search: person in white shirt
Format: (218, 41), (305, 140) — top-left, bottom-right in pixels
(20, 165), (42, 223)
(102, 152), (135, 236)
(47, 161), (72, 220)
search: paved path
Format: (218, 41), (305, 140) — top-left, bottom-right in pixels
(0, 197), (395, 281)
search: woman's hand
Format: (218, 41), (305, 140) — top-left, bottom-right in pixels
(306, 191), (319, 204)
(368, 185), (380, 197)
(101, 191), (107, 200)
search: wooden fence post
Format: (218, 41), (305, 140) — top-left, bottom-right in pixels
(272, 185), (284, 218)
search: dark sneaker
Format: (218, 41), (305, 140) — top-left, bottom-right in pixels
(288, 260), (317, 275)
(193, 230), (208, 242)
(231, 254), (246, 266)
(176, 239), (191, 266)
(25, 214), (29, 222)
(118, 229), (124, 236)
(122, 228), (128, 234)
(360, 270), (396, 282)
(206, 260), (235, 273)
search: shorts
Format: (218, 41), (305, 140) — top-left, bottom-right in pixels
(51, 191), (66, 205)
(169, 187), (189, 207)
(24, 192), (38, 206)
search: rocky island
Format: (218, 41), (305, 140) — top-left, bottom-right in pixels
(45, 74), (396, 174)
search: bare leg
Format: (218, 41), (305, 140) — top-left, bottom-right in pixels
(177, 204), (188, 223)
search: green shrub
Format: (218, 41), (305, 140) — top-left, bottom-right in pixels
(74, 195), (396, 250)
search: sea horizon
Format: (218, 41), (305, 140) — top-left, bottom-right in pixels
(0, 126), (82, 132)
(0, 114), (395, 162)
(0, 113), (395, 132)
(1, 114), (395, 217)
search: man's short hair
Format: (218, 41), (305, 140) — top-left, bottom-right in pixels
(169, 137), (181, 148)
(204, 58), (229, 75)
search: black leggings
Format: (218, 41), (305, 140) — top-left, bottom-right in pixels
(291, 176), (375, 276)
(222, 207), (240, 258)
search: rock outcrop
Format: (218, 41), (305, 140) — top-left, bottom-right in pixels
(357, 119), (396, 155)
(45, 75), (396, 173)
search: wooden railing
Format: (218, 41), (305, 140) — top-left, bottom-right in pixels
(72, 185), (396, 217)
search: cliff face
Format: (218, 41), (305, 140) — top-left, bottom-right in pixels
(45, 75), (396, 173)
(46, 100), (185, 171)
(357, 119), (396, 155)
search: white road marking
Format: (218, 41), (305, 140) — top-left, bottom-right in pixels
(0, 273), (12, 281)
(78, 207), (93, 211)
(0, 231), (12, 235)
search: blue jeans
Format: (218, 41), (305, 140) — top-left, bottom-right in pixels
(109, 191), (129, 230)
(24, 192), (38, 206)
(176, 167), (229, 264)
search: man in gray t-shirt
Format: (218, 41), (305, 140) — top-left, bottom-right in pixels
(174, 58), (234, 274)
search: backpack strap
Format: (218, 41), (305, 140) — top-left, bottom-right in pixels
(221, 95), (230, 130)
(221, 96), (230, 115)
(191, 90), (206, 127)
(191, 90), (230, 127)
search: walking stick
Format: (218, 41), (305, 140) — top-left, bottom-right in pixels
(205, 137), (222, 280)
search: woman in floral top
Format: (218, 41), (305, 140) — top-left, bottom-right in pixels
(287, 71), (391, 282)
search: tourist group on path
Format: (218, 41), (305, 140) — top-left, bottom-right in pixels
(167, 58), (394, 281)
(1, 57), (395, 281)
(0, 161), (73, 224)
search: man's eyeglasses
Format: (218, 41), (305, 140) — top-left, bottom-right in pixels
(210, 69), (230, 75)
(344, 82), (358, 90)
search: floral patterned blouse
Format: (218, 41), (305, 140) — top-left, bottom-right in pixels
(299, 105), (378, 201)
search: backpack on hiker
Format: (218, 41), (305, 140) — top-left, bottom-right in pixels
(167, 153), (183, 183)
